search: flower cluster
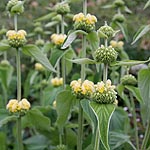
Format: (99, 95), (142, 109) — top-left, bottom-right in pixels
(70, 79), (117, 104)
(95, 45), (118, 64)
(35, 63), (45, 72)
(6, 98), (31, 113)
(55, 2), (70, 15)
(112, 14), (126, 23)
(110, 40), (124, 52)
(98, 24), (115, 39)
(6, 30), (27, 48)
(51, 34), (67, 46)
(92, 80), (117, 104)
(51, 77), (63, 87)
(70, 79), (95, 99)
(121, 74), (137, 86)
(6, 0), (24, 14)
(73, 13), (97, 33)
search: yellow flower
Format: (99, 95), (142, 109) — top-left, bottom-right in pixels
(118, 41), (124, 48)
(81, 80), (95, 95)
(96, 81), (105, 93)
(51, 77), (63, 86)
(35, 63), (45, 71)
(85, 14), (97, 24)
(53, 100), (57, 108)
(73, 13), (85, 22)
(51, 34), (66, 45)
(18, 98), (31, 110)
(18, 30), (27, 36)
(110, 40), (117, 48)
(6, 30), (16, 37)
(6, 99), (20, 113)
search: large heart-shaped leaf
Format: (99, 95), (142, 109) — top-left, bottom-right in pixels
(22, 44), (56, 72)
(90, 102), (116, 150)
(25, 108), (51, 132)
(56, 90), (76, 131)
(138, 69), (150, 125)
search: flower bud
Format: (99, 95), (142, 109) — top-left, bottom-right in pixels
(0, 28), (7, 35)
(1, 60), (10, 67)
(18, 98), (31, 110)
(95, 45), (118, 64)
(35, 39), (45, 47)
(51, 34), (66, 46)
(34, 27), (43, 34)
(51, 77), (63, 87)
(35, 63), (45, 72)
(55, 3), (70, 15)
(98, 25), (115, 39)
(113, 0), (125, 8)
(121, 74), (137, 86)
(112, 14), (126, 23)
(56, 145), (67, 150)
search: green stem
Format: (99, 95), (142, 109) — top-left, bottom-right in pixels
(77, 101), (83, 150)
(61, 15), (65, 34)
(141, 120), (150, 150)
(16, 49), (21, 101)
(94, 127), (100, 150)
(83, 0), (87, 15)
(130, 93), (139, 150)
(16, 49), (23, 150)
(14, 14), (18, 31)
(17, 116), (22, 150)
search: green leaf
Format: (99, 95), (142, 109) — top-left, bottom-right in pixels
(26, 108), (51, 131)
(90, 102), (116, 150)
(132, 25), (150, 44)
(87, 31), (99, 51)
(109, 131), (136, 150)
(35, 12), (57, 22)
(116, 22), (129, 42)
(110, 107), (130, 133)
(0, 42), (11, 52)
(0, 116), (17, 127)
(45, 21), (59, 28)
(0, 65), (13, 89)
(124, 6), (132, 14)
(125, 85), (143, 103)
(111, 58), (150, 66)
(24, 135), (49, 150)
(68, 58), (96, 65)
(56, 90), (75, 131)
(61, 30), (87, 49)
(22, 44), (56, 72)
(0, 132), (6, 150)
(101, 4), (114, 9)
(144, 0), (150, 9)
(81, 99), (97, 129)
(138, 69), (150, 125)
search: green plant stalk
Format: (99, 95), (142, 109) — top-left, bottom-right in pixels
(141, 120), (150, 150)
(94, 127), (100, 150)
(2, 85), (7, 107)
(103, 39), (108, 83)
(3, 35), (7, 60)
(77, 1), (87, 150)
(15, 14), (23, 150)
(77, 101), (83, 150)
(56, 24), (60, 78)
(61, 15), (66, 89)
(16, 49), (23, 150)
(130, 93), (139, 150)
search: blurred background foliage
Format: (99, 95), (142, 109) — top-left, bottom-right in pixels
(0, 0), (150, 60)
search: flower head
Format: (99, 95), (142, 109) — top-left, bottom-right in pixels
(51, 34), (67, 45)
(18, 98), (31, 110)
(51, 77), (63, 87)
(35, 63), (45, 72)
(6, 29), (27, 48)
